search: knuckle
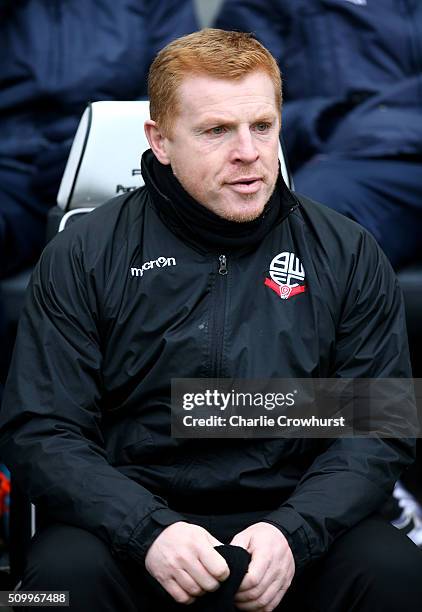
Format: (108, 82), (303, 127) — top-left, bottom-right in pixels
(207, 579), (220, 592)
(256, 596), (267, 608)
(246, 574), (259, 589)
(174, 591), (192, 604)
(260, 592), (277, 610)
(247, 586), (260, 599)
(174, 552), (188, 565)
(216, 567), (229, 581)
(188, 585), (203, 596)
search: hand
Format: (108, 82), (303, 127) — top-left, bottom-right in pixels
(231, 522), (295, 611)
(145, 521), (230, 605)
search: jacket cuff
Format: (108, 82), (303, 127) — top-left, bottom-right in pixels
(261, 507), (313, 573)
(126, 507), (186, 565)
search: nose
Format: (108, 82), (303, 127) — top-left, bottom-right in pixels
(229, 126), (259, 164)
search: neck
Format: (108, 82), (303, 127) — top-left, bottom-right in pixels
(141, 149), (295, 253)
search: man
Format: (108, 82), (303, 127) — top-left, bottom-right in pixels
(215, 0), (422, 269)
(0, 29), (421, 612)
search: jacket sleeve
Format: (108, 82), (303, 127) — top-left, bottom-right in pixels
(0, 233), (184, 564)
(262, 231), (416, 572)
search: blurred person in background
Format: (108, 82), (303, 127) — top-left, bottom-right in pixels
(215, 0), (422, 269)
(0, 0), (198, 280)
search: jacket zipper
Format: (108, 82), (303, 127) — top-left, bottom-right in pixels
(210, 254), (228, 378)
(218, 254), (228, 275)
(206, 203), (299, 379)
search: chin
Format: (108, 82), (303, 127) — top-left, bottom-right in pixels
(219, 199), (267, 223)
(225, 210), (264, 223)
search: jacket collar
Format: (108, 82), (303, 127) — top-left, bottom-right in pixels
(140, 149), (299, 254)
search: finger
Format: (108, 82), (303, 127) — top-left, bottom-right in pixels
(230, 532), (251, 549)
(165, 578), (196, 605)
(235, 584), (282, 611)
(174, 568), (206, 597)
(236, 555), (271, 592)
(198, 546), (230, 582)
(208, 534), (226, 547)
(234, 575), (277, 605)
(253, 571), (294, 611)
(182, 559), (222, 593)
(234, 571), (274, 603)
(266, 585), (289, 611)
(236, 565), (276, 598)
(236, 561), (287, 604)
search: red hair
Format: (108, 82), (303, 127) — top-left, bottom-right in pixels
(148, 28), (282, 136)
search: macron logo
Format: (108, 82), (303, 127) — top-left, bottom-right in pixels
(131, 256), (176, 278)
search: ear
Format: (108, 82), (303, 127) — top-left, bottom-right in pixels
(144, 120), (171, 165)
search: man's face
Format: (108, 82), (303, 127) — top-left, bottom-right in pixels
(161, 71), (280, 222)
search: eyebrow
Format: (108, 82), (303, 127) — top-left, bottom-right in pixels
(193, 113), (278, 132)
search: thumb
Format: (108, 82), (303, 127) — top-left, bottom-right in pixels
(229, 531), (251, 550)
(207, 533), (225, 548)
(203, 534), (230, 581)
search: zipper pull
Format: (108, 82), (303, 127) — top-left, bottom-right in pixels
(218, 254), (228, 275)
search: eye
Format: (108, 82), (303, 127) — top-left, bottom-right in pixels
(208, 126), (227, 135)
(254, 122), (271, 132)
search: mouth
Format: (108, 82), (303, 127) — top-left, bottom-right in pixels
(226, 177), (263, 194)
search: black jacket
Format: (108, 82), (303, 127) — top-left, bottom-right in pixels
(0, 151), (414, 572)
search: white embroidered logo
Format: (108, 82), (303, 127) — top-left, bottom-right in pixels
(130, 256), (176, 277)
(265, 252), (307, 300)
(270, 252), (305, 287)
